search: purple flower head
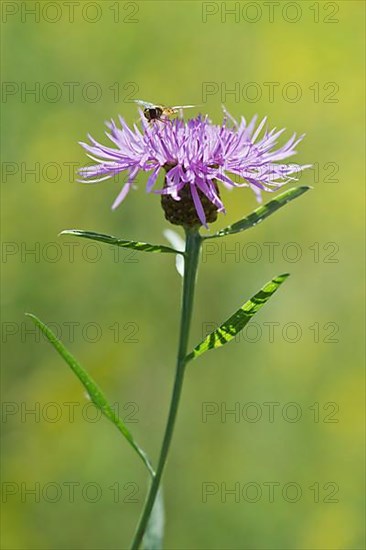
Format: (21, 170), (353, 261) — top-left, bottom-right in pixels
(79, 109), (310, 227)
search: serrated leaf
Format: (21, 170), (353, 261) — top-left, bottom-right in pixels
(142, 488), (164, 550)
(26, 313), (154, 476)
(204, 186), (311, 239)
(186, 274), (289, 362)
(60, 230), (181, 255)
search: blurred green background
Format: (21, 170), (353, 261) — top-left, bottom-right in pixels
(1, 1), (365, 549)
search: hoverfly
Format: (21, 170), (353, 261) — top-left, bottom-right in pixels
(134, 100), (197, 123)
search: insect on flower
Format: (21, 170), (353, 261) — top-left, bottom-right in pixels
(79, 109), (311, 226)
(134, 100), (197, 123)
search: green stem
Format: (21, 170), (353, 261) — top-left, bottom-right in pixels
(130, 227), (202, 550)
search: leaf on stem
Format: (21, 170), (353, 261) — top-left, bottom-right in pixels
(204, 186), (311, 239)
(142, 488), (165, 550)
(25, 313), (155, 477)
(186, 274), (289, 363)
(163, 229), (185, 278)
(60, 230), (182, 255)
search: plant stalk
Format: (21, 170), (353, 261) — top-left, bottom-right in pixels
(130, 227), (202, 550)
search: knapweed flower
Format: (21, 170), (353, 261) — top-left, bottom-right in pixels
(79, 110), (310, 227)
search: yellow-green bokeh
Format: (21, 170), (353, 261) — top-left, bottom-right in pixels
(1, 1), (365, 548)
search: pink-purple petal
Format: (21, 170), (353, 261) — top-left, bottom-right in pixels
(78, 110), (310, 220)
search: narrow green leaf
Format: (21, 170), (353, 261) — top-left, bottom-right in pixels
(142, 488), (164, 550)
(60, 230), (182, 255)
(25, 313), (155, 477)
(186, 274), (289, 362)
(204, 186), (311, 239)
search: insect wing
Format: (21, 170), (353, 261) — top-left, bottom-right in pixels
(170, 104), (197, 111)
(134, 99), (157, 109)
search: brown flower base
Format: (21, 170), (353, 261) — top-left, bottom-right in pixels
(161, 178), (220, 228)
